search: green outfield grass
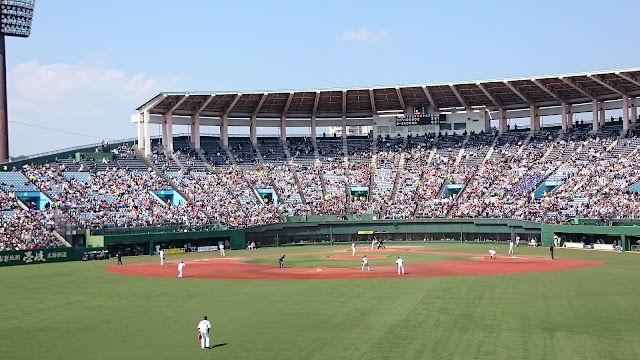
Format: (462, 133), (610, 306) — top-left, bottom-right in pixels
(1, 242), (639, 360)
(242, 248), (464, 268)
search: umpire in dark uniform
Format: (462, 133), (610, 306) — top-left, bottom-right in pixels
(549, 242), (555, 260)
(117, 251), (123, 265)
(278, 255), (285, 268)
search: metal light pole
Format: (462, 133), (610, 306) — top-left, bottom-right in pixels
(0, 0), (36, 162)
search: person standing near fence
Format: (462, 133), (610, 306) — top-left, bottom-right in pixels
(549, 242), (555, 260)
(116, 251), (123, 265)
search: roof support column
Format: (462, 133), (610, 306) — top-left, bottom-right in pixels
(161, 114), (169, 149)
(599, 102), (606, 127)
(250, 116), (257, 145)
(631, 98), (637, 125)
(341, 116), (347, 139)
(220, 115), (229, 148)
(561, 102), (569, 131)
(143, 111), (151, 157)
(498, 108), (507, 134)
(529, 105), (539, 133)
(623, 95), (630, 131)
(592, 99), (599, 133)
(568, 103), (574, 129)
(137, 114), (143, 149)
(280, 116), (287, 141)
(191, 114), (200, 150)
(166, 114), (174, 152)
(311, 116), (317, 141)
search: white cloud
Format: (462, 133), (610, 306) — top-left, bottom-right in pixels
(7, 52), (182, 157)
(341, 27), (389, 43)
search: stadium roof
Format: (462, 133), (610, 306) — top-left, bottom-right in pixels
(137, 68), (640, 119)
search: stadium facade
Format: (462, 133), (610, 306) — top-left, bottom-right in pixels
(133, 68), (640, 156)
(2, 68), (640, 263)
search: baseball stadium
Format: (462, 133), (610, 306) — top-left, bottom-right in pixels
(3, 2), (640, 360)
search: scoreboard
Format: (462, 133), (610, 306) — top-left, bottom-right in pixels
(395, 113), (447, 126)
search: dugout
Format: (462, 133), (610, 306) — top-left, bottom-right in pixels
(540, 222), (640, 251)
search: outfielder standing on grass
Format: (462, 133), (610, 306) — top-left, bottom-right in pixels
(351, 241), (356, 256)
(197, 316), (212, 350)
(550, 242), (555, 260)
(160, 249), (165, 266)
(278, 255), (286, 268)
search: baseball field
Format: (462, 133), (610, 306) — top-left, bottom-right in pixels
(1, 242), (639, 360)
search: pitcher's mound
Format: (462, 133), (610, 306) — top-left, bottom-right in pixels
(326, 254), (389, 260)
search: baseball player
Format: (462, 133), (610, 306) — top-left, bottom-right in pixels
(515, 236), (520, 247)
(396, 256), (405, 275)
(178, 261), (186, 278)
(160, 249), (165, 265)
(489, 247), (497, 260)
(371, 237), (377, 250)
(197, 316), (212, 349)
(549, 242), (555, 260)
(351, 241), (356, 256)
(278, 255), (285, 268)
(508, 241), (514, 256)
(361, 255), (371, 271)
(219, 241), (226, 257)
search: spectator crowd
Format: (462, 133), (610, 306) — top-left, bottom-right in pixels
(4, 124), (640, 250)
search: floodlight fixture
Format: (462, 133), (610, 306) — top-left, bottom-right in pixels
(1, 0), (35, 37)
(0, 0), (35, 161)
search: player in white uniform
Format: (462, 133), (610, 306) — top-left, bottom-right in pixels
(371, 237), (377, 250)
(351, 242), (356, 256)
(508, 241), (514, 255)
(197, 316), (211, 349)
(178, 261), (186, 278)
(489, 247), (497, 260)
(515, 236), (520, 247)
(219, 242), (226, 257)
(396, 256), (405, 275)
(361, 255), (371, 271)
(160, 249), (165, 265)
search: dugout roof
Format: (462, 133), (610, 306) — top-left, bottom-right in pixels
(137, 68), (640, 119)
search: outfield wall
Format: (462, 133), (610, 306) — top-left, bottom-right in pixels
(92, 218), (540, 254)
(0, 247), (86, 267)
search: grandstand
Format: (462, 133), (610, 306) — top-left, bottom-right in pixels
(3, 69), (640, 251)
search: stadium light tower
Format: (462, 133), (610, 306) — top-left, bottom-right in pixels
(0, 0), (35, 162)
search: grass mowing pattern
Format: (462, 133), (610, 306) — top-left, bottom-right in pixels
(1, 243), (639, 360)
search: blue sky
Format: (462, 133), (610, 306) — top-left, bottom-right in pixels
(7, 0), (640, 156)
